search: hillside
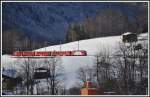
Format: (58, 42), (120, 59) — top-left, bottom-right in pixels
(2, 33), (148, 89)
(3, 2), (147, 43)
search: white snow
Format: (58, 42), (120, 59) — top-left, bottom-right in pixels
(122, 32), (133, 35)
(1, 55), (18, 70)
(36, 35), (122, 55)
(2, 33), (148, 89)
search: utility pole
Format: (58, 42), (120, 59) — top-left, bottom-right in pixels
(44, 41), (47, 52)
(60, 41), (62, 51)
(77, 40), (79, 51)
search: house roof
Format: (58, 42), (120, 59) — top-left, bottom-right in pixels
(122, 32), (135, 35)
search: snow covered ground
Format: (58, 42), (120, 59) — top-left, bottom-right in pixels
(2, 33), (148, 89)
(36, 35), (121, 55)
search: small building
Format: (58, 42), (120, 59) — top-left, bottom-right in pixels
(122, 32), (137, 43)
(80, 81), (97, 95)
(2, 69), (22, 94)
(33, 67), (50, 79)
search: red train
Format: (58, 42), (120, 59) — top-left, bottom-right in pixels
(13, 50), (87, 57)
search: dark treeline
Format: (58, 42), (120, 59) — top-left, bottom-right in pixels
(66, 4), (148, 42)
(2, 3), (148, 54)
(2, 29), (48, 54)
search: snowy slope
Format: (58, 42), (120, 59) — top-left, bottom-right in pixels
(36, 35), (122, 55)
(2, 55), (19, 69)
(2, 33), (148, 89)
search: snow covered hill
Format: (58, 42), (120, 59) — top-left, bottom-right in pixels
(2, 33), (148, 89)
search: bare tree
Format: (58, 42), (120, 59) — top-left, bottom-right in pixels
(17, 58), (38, 95)
(44, 57), (64, 95)
(93, 46), (123, 94)
(94, 47), (112, 87)
(114, 42), (137, 94)
(114, 38), (148, 95)
(77, 66), (94, 84)
(77, 67), (87, 83)
(135, 41), (148, 94)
